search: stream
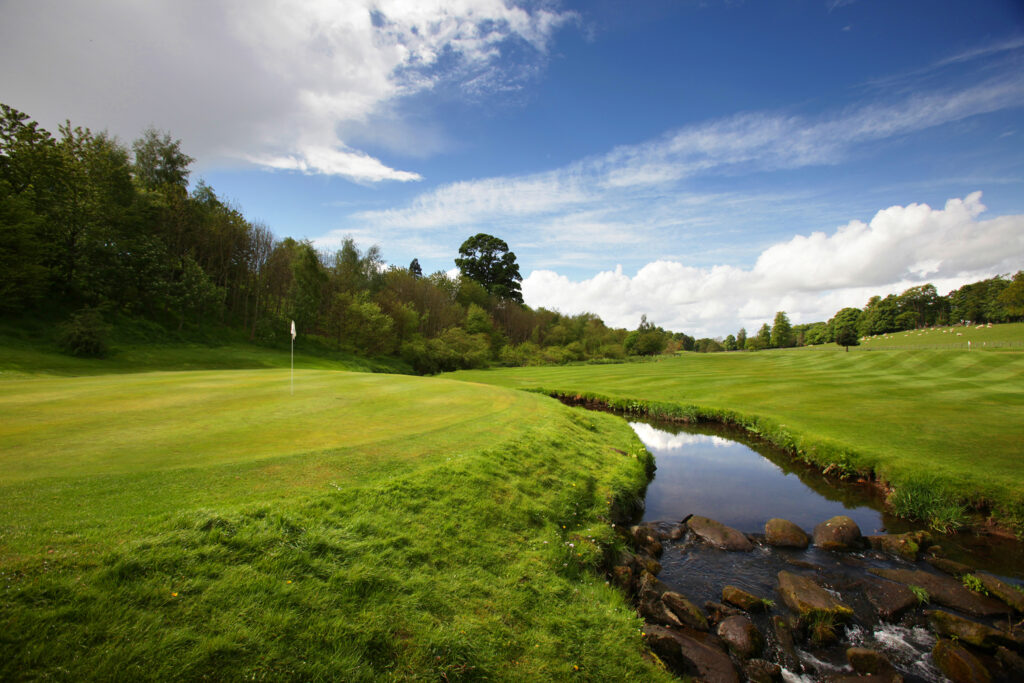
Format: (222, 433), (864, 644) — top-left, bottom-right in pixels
(624, 417), (1024, 683)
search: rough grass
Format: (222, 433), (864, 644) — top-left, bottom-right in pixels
(859, 322), (1024, 350)
(448, 343), (1024, 531)
(0, 367), (669, 680)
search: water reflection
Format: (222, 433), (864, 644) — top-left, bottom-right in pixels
(631, 420), (888, 533)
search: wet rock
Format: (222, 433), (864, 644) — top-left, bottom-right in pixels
(863, 577), (919, 621)
(812, 515), (863, 551)
(865, 531), (929, 561)
(869, 568), (1008, 618)
(975, 572), (1024, 613)
(932, 638), (992, 683)
(704, 600), (742, 624)
(631, 525), (664, 557)
(995, 646), (1024, 676)
(637, 571), (682, 627)
(846, 647), (896, 676)
(644, 624), (740, 683)
(776, 570), (853, 621)
(686, 515), (754, 551)
(722, 584), (770, 613)
(771, 615), (800, 672)
(663, 591), (709, 631)
(716, 615), (764, 659)
(610, 550), (640, 593)
(765, 518), (810, 549)
(927, 556), (973, 578)
(926, 610), (1021, 650)
(744, 659), (783, 683)
(639, 555), (662, 576)
(667, 524), (685, 541)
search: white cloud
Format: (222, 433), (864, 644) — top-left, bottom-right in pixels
(353, 72), (1024, 242)
(521, 193), (1024, 337)
(0, 0), (573, 183)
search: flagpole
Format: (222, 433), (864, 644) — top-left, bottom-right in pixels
(290, 320), (296, 395)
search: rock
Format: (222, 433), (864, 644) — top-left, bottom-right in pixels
(663, 591), (709, 631)
(686, 515), (754, 551)
(812, 515), (862, 550)
(927, 610), (1021, 650)
(826, 676), (903, 683)
(865, 531), (929, 561)
(765, 518), (810, 548)
(704, 600), (742, 624)
(631, 524), (664, 557)
(717, 615), (764, 659)
(863, 577), (919, 621)
(869, 568), (1008, 618)
(667, 524), (685, 541)
(847, 647), (896, 676)
(995, 646), (1024, 676)
(722, 585), (769, 613)
(637, 571), (682, 627)
(927, 556), (973, 578)
(610, 550), (640, 593)
(771, 615), (800, 672)
(637, 570), (671, 601)
(932, 638), (992, 683)
(640, 555), (662, 576)
(776, 570), (853, 622)
(644, 624), (740, 683)
(744, 658), (783, 683)
(975, 572), (1024, 613)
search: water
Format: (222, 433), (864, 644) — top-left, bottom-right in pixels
(630, 418), (1024, 579)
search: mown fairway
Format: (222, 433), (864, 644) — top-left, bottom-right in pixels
(0, 367), (668, 680)
(450, 345), (1024, 528)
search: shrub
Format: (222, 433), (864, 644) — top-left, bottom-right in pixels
(57, 307), (110, 357)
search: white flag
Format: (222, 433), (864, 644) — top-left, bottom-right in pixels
(290, 320), (296, 340)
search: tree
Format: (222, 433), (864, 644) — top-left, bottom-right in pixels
(455, 233), (523, 303)
(132, 127), (193, 191)
(723, 334), (737, 351)
(770, 311), (794, 348)
(755, 323), (772, 349)
(835, 323), (859, 351)
(408, 258), (422, 278)
(736, 327), (747, 350)
(997, 271), (1024, 318)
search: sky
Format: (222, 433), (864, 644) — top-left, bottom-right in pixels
(2, 0), (1024, 337)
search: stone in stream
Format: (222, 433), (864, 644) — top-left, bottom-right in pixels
(630, 524), (664, 558)
(927, 556), (974, 578)
(862, 577), (919, 621)
(704, 600), (742, 625)
(865, 530), (930, 561)
(776, 570), (854, 622)
(662, 591), (709, 631)
(812, 515), (863, 551)
(770, 615), (800, 672)
(926, 609), (1022, 650)
(716, 615), (764, 659)
(932, 638), (992, 683)
(743, 658), (783, 683)
(686, 515), (754, 551)
(764, 518), (810, 549)
(975, 571), (1024, 613)
(846, 647), (897, 677)
(869, 568), (1008, 618)
(722, 585), (770, 613)
(643, 624), (740, 683)
(636, 571), (682, 627)
(995, 646), (1024, 677)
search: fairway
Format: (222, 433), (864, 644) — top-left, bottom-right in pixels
(0, 367), (670, 680)
(449, 346), (1024, 528)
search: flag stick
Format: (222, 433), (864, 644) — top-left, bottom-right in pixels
(290, 320), (296, 395)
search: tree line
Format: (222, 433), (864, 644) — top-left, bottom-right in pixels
(710, 276), (1024, 354)
(0, 104), (643, 372)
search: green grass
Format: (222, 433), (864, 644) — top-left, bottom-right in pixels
(0, 366), (669, 680)
(858, 321), (1024, 350)
(447, 343), (1024, 531)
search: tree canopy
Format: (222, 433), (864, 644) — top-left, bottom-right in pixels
(454, 233), (523, 303)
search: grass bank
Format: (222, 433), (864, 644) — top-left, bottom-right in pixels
(448, 346), (1024, 533)
(0, 368), (668, 680)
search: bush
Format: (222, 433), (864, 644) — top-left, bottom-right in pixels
(58, 307), (110, 357)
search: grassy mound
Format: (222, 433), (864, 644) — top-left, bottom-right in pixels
(0, 368), (668, 680)
(449, 346), (1024, 532)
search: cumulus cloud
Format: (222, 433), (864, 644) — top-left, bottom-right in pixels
(0, 0), (572, 183)
(521, 193), (1024, 337)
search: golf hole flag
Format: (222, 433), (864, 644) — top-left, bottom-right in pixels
(291, 320), (296, 340)
(290, 321), (296, 394)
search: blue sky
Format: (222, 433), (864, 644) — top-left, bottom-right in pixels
(3, 0), (1023, 336)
